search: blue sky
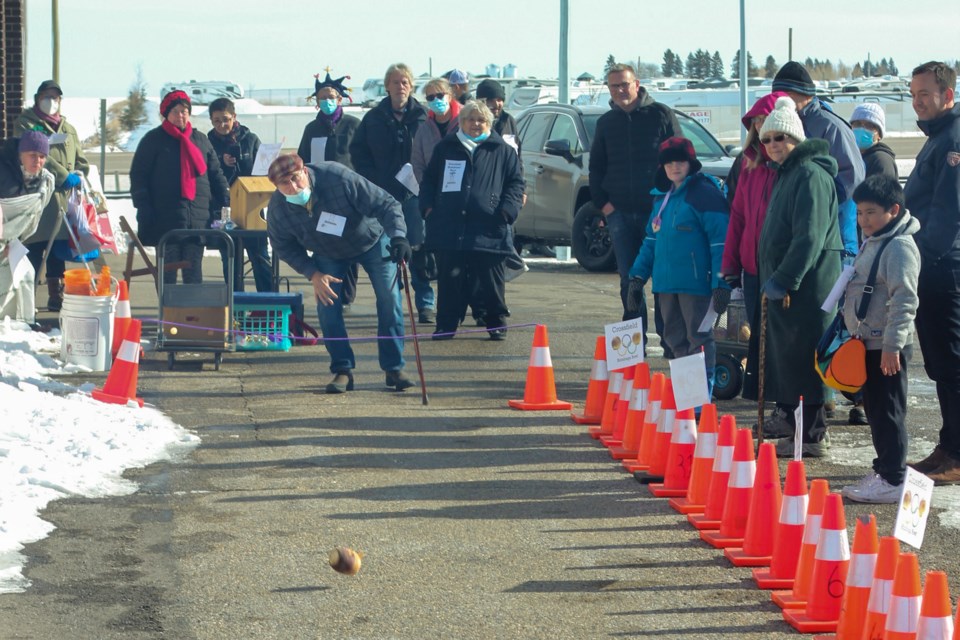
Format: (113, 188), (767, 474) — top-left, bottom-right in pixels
(23, 0), (960, 98)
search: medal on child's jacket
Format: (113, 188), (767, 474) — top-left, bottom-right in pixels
(651, 190), (672, 234)
(947, 151), (960, 167)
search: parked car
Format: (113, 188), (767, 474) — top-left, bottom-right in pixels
(513, 103), (735, 271)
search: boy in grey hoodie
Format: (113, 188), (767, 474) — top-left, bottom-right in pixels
(840, 175), (920, 503)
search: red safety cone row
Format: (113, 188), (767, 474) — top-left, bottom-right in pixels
(649, 407), (698, 497)
(688, 415), (737, 530)
(813, 514), (878, 640)
(701, 428), (756, 548)
(861, 536), (901, 640)
(636, 379), (676, 483)
(753, 460), (809, 589)
(571, 336), (609, 425)
(918, 570), (954, 638)
(724, 441), (782, 566)
(772, 479), (831, 609)
(668, 404), (718, 514)
(885, 553), (922, 640)
(589, 368), (623, 439)
(623, 372), (665, 473)
(602, 365), (635, 448)
(609, 363), (651, 460)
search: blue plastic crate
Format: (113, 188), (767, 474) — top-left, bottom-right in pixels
(233, 303), (292, 351)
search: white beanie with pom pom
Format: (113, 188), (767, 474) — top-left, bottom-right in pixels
(759, 96), (807, 144)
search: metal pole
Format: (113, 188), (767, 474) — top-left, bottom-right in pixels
(558, 0), (568, 105)
(739, 0), (748, 146)
(51, 0), (59, 82)
(99, 98), (106, 179)
(788, 28), (793, 61)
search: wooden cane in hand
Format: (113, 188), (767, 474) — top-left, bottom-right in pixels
(399, 259), (429, 405)
(757, 294), (768, 447)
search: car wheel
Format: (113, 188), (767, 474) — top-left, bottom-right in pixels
(571, 203), (616, 272)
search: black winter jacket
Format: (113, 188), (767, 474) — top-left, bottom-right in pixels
(589, 90), (680, 220)
(861, 141), (898, 181)
(420, 131), (524, 255)
(0, 139), (31, 198)
(207, 123), (260, 186)
(130, 125), (230, 246)
(296, 112), (360, 170)
(905, 104), (960, 261)
(349, 97), (426, 201)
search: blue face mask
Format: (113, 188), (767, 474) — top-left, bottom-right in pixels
(428, 97), (449, 116)
(469, 131), (490, 143)
(853, 127), (875, 150)
(319, 99), (338, 115)
(284, 187), (311, 206)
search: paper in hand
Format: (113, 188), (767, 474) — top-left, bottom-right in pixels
(251, 143), (282, 176)
(395, 163), (419, 196)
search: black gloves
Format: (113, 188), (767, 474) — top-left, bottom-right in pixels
(712, 287), (731, 315)
(626, 278), (646, 316)
(389, 236), (412, 264)
(722, 272), (742, 290)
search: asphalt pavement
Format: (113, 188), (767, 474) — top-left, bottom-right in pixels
(1, 252), (960, 640)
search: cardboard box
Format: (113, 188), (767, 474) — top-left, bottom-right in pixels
(230, 176), (275, 230)
(162, 306), (230, 348)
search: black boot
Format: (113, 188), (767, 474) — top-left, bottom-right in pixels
(46, 278), (63, 312)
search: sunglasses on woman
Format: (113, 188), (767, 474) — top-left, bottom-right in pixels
(760, 133), (788, 145)
(425, 93), (447, 102)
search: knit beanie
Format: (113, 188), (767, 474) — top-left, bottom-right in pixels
(759, 96), (807, 143)
(772, 62), (817, 96)
(850, 103), (886, 138)
(476, 79), (505, 101)
(267, 153), (304, 185)
(18, 130), (50, 156)
(160, 90), (192, 118)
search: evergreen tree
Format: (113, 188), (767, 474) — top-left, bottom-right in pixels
(764, 55), (778, 78)
(730, 50), (757, 78)
(686, 52), (697, 78)
(852, 62), (863, 78)
(878, 57), (890, 75)
(119, 65), (148, 132)
(603, 54), (617, 76)
(711, 51), (724, 77)
(888, 58), (898, 76)
(662, 49), (677, 77)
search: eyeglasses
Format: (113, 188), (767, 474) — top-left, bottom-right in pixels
(425, 93), (447, 102)
(760, 133), (788, 145)
(607, 82), (634, 91)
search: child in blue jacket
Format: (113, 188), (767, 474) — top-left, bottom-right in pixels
(629, 137), (729, 394)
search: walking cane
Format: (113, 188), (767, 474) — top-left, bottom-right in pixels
(399, 259), (429, 405)
(756, 294), (768, 448)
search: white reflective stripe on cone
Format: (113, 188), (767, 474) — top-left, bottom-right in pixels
(619, 379), (633, 402)
(866, 578), (893, 613)
(728, 459), (756, 488)
(117, 339), (140, 363)
(779, 494), (808, 526)
(608, 372), (623, 394)
(801, 515), (823, 545)
(656, 409), (675, 434)
(693, 432), (717, 459)
(629, 389), (648, 411)
(673, 418), (697, 445)
(645, 401), (661, 425)
(713, 445), (734, 473)
(916, 615), (953, 638)
(116, 300), (131, 316)
(529, 346), (552, 368)
(846, 553), (877, 589)
(814, 528), (850, 561)
(590, 359), (608, 381)
(885, 595), (921, 633)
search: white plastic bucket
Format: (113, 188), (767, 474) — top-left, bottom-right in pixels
(60, 293), (116, 371)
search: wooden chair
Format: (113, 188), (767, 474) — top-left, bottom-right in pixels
(119, 215), (189, 290)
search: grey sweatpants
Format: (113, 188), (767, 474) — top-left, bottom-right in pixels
(659, 292), (716, 376)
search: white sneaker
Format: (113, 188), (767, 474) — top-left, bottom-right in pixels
(842, 473), (903, 504)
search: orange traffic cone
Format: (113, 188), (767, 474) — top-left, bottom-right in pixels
(812, 514), (878, 640)
(509, 325), (572, 411)
(688, 415), (737, 530)
(571, 336), (609, 425)
(772, 479), (831, 609)
(112, 279), (131, 360)
(669, 404), (718, 514)
(917, 571), (953, 639)
(649, 408), (698, 497)
(92, 319), (144, 407)
(725, 441), (783, 566)
(861, 536), (901, 640)
(636, 379), (676, 483)
(609, 363), (651, 460)
(602, 365), (634, 448)
(754, 460), (809, 589)
(884, 553), (922, 640)
(701, 427), (756, 548)
(589, 369), (623, 439)
(783, 493), (851, 633)
(623, 372), (664, 473)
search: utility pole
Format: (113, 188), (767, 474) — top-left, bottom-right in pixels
(739, 0), (747, 146)
(788, 28), (793, 61)
(52, 0), (60, 82)
(558, 0), (568, 104)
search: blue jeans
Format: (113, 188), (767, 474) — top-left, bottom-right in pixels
(219, 237), (273, 292)
(402, 196), (435, 311)
(312, 234), (405, 373)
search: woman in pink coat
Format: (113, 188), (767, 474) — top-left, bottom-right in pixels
(721, 91), (786, 325)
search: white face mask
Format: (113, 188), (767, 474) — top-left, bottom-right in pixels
(39, 98), (59, 116)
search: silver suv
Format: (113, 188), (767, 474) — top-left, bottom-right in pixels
(514, 103), (735, 271)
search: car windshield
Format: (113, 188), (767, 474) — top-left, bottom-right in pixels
(583, 114), (601, 146)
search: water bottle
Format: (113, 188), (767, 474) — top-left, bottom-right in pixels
(221, 206), (236, 230)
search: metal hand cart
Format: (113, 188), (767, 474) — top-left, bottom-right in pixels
(156, 229), (235, 370)
(712, 297), (751, 400)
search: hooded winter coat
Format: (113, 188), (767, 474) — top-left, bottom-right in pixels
(207, 122), (260, 186)
(589, 89), (681, 219)
(861, 141), (898, 181)
(420, 130), (524, 255)
(755, 138), (843, 404)
(296, 111), (360, 170)
(842, 212), (920, 352)
(15, 107), (90, 244)
(130, 125), (230, 246)
(349, 96), (426, 202)
(411, 102), (461, 184)
(903, 103), (960, 262)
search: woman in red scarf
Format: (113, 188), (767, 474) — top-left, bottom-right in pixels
(130, 90), (229, 283)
